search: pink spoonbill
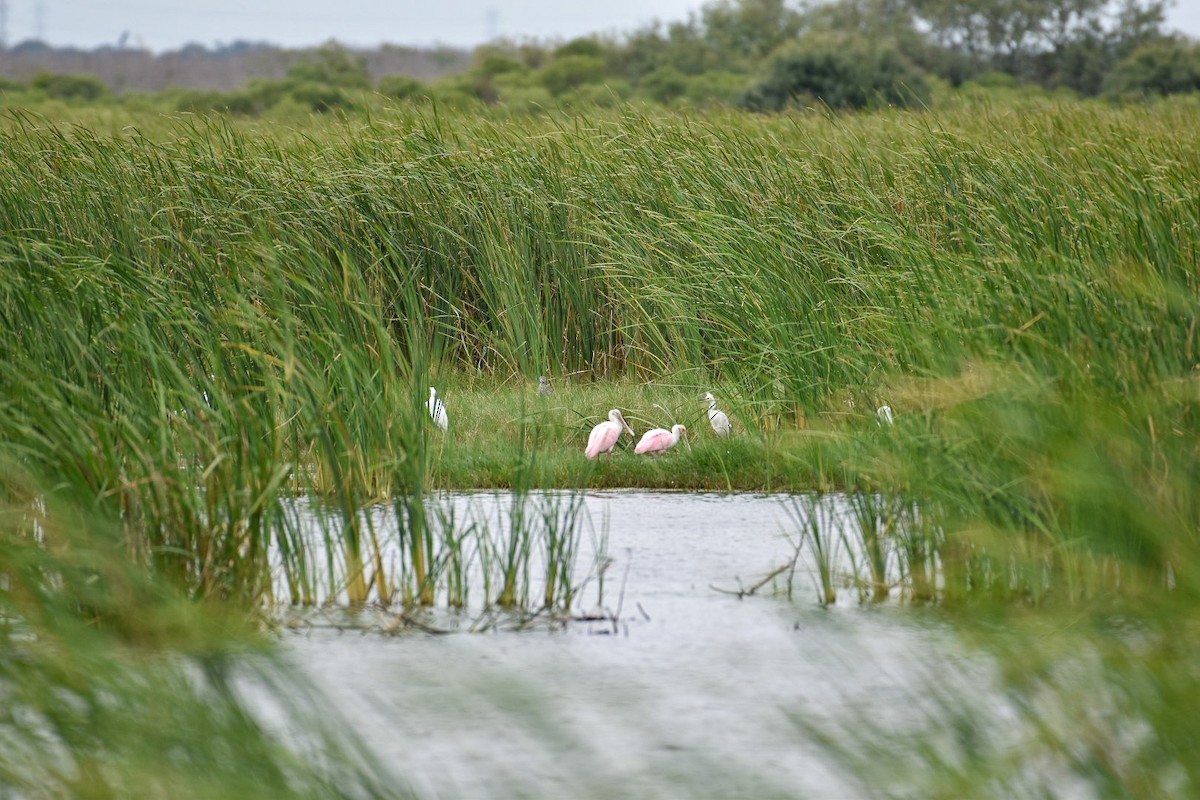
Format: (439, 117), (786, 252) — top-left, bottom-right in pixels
(585, 409), (635, 459)
(634, 424), (688, 455)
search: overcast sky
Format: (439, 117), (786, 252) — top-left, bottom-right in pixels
(2, 0), (1198, 52)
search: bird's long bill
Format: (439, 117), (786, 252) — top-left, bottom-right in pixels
(615, 412), (635, 438)
(683, 427), (692, 451)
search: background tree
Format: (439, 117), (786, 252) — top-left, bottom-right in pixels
(1105, 35), (1200, 95)
(700, 0), (806, 68)
(906, 0), (1167, 86)
(0, 0), (1188, 110)
(286, 42), (371, 89)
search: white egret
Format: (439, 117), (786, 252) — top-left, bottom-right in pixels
(428, 387), (448, 430)
(703, 392), (731, 437)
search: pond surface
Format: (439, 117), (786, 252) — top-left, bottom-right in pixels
(280, 492), (994, 798)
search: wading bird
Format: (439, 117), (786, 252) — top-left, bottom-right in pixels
(876, 405), (894, 426)
(537, 375), (553, 396)
(585, 409), (635, 459)
(703, 392), (731, 437)
(635, 424), (687, 455)
(428, 387), (448, 430)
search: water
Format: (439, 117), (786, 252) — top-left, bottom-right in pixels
(277, 492), (994, 798)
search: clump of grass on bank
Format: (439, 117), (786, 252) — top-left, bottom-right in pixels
(424, 378), (813, 490)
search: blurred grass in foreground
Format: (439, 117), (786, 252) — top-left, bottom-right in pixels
(0, 466), (393, 798)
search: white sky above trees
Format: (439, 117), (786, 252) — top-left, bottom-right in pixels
(2, 0), (1197, 52)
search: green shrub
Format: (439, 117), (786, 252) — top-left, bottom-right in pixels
(539, 55), (607, 96)
(243, 79), (292, 113)
(173, 89), (257, 115)
(971, 70), (1019, 89)
(681, 71), (749, 107)
(495, 84), (555, 111)
(173, 89), (224, 114)
(286, 43), (371, 89)
(377, 75), (427, 100)
(553, 38), (606, 60)
(30, 72), (109, 102)
(475, 54), (527, 77)
(559, 81), (630, 108)
(640, 65), (688, 104)
(425, 83), (485, 110)
(492, 69), (540, 94)
(483, 70), (545, 106)
(1105, 38), (1200, 97)
(741, 37), (930, 111)
(288, 81), (356, 113)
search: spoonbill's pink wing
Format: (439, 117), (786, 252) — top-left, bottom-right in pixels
(586, 421), (620, 459)
(634, 428), (672, 454)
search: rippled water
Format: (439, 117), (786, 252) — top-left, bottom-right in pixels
(279, 492), (991, 797)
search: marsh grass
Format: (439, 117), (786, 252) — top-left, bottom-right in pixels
(1, 97), (1198, 794)
(285, 487), (597, 623)
(843, 489), (904, 602)
(2, 98), (1196, 605)
(2, 98), (1196, 607)
(784, 493), (843, 605)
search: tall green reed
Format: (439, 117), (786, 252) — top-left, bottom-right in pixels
(1, 99), (1196, 609)
(4, 101), (1194, 397)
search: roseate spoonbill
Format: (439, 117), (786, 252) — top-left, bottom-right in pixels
(635, 424), (687, 455)
(703, 392), (731, 437)
(876, 405), (894, 426)
(585, 409), (635, 459)
(537, 375), (553, 396)
(428, 387), (448, 430)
